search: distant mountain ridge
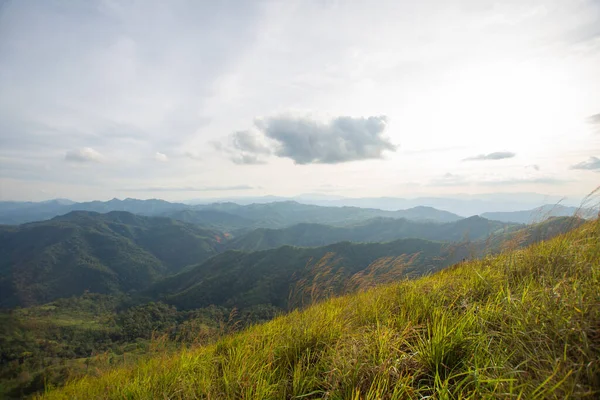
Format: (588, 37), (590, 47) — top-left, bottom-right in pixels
(185, 202), (463, 230)
(481, 204), (596, 224)
(0, 198), (463, 228)
(187, 192), (576, 215)
(0, 198), (188, 225)
(225, 215), (516, 252)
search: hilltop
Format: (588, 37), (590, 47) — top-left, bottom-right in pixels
(39, 218), (600, 399)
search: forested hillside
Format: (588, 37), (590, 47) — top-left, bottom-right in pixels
(0, 211), (224, 307)
(146, 238), (469, 310)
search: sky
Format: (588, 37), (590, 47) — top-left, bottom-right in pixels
(1, 0), (600, 202)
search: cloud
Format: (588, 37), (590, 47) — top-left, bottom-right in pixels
(154, 152), (168, 162)
(223, 115), (396, 165)
(526, 164), (540, 171)
(588, 114), (600, 133)
(64, 147), (104, 163)
(232, 131), (271, 155)
(571, 156), (600, 171)
(463, 151), (516, 161)
(588, 113), (600, 125)
(122, 185), (254, 192)
(227, 131), (272, 164)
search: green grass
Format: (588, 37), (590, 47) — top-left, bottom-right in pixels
(39, 219), (600, 399)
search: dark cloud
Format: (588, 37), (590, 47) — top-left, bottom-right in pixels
(219, 115), (396, 165)
(64, 147), (104, 163)
(571, 156), (600, 171)
(463, 151), (516, 161)
(257, 115), (395, 164)
(122, 185), (254, 192)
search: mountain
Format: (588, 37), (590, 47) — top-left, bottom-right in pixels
(0, 198), (188, 225)
(184, 192), (576, 215)
(39, 219), (600, 399)
(0, 199), (77, 224)
(226, 215), (515, 252)
(481, 204), (596, 224)
(161, 208), (256, 231)
(189, 201), (463, 230)
(68, 198), (189, 215)
(146, 238), (469, 310)
(0, 198), (462, 227)
(0, 211), (224, 307)
(148, 215), (581, 312)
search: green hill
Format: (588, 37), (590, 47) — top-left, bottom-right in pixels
(0, 211), (224, 307)
(39, 218), (600, 399)
(146, 238), (470, 311)
(226, 215), (514, 252)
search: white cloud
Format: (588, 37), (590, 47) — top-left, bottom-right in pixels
(223, 114), (396, 164)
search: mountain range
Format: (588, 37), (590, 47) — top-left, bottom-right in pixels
(0, 209), (582, 310)
(0, 198), (463, 228)
(224, 215), (515, 252)
(2, 197), (593, 231)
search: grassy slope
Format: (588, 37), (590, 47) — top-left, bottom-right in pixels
(41, 220), (600, 399)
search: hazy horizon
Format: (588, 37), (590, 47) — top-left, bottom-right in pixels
(1, 1), (599, 201)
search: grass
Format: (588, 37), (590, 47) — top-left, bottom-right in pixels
(39, 218), (600, 399)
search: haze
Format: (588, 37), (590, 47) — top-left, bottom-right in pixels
(1, 0), (599, 202)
